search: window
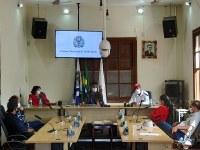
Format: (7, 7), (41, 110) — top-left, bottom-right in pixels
(80, 38), (137, 103)
(193, 27), (200, 100)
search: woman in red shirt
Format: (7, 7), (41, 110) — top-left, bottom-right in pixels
(150, 95), (171, 125)
(29, 86), (50, 106)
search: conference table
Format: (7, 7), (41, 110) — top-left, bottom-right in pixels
(116, 116), (173, 150)
(24, 105), (158, 123)
(26, 116), (86, 150)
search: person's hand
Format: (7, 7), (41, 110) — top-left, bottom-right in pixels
(172, 126), (178, 133)
(131, 102), (137, 106)
(172, 122), (179, 127)
(28, 127), (35, 133)
(18, 106), (24, 111)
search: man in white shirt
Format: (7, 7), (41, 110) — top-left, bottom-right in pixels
(129, 83), (150, 106)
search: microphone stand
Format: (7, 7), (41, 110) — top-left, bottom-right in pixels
(47, 123), (57, 133)
(48, 105), (63, 124)
(132, 106), (150, 116)
(59, 105), (69, 117)
(34, 115), (57, 133)
(135, 100), (144, 123)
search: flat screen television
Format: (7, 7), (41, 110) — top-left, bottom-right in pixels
(55, 30), (103, 58)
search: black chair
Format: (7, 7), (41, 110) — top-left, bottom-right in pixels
(166, 102), (175, 125)
(0, 114), (28, 149)
(0, 106), (30, 150)
(146, 91), (152, 100)
(92, 124), (113, 150)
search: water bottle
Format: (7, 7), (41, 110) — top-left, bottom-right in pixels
(39, 99), (43, 107)
(77, 111), (82, 121)
(72, 99), (76, 107)
(28, 98), (33, 107)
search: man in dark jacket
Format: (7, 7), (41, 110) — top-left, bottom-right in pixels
(4, 97), (34, 138)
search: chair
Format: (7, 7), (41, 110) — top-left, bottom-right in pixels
(146, 91), (152, 100)
(166, 102), (175, 125)
(0, 107), (29, 150)
(92, 123), (113, 150)
(146, 91), (153, 105)
(175, 121), (200, 150)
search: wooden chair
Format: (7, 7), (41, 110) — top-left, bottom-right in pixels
(92, 124), (113, 150)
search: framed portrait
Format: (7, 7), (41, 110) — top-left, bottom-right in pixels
(142, 40), (157, 58)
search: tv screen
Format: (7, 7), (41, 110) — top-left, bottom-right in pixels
(55, 30), (103, 58)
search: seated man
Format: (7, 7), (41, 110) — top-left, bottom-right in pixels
(86, 83), (104, 105)
(158, 100), (200, 149)
(4, 97), (34, 138)
(9, 95), (43, 131)
(128, 83), (150, 106)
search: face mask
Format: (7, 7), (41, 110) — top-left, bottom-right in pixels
(18, 103), (21, 108)
(189, 108), (193, 113)
(135, 89), (141, 95)
(92, 88), (97, 93)
(37, 90), (41, 95)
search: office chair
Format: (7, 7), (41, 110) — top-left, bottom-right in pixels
(92, 123), (113, 150)
(0, 107), (29, 150)
(166, 102), (175, 125)
(0, 115), (28, 149)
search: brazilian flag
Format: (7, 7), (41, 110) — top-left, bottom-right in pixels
(82, 60), (90, 102)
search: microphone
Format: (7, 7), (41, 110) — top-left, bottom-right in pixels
(135, 100), (144, 123)
(48, 105), (58, 115)
(47, 123), (57, 133)
(34, 115), (57, 133)
(132, 106), (151, 115)
(58, 104), (69, 117)
(35, 115), (42, 120)
(48, 105), (63, 123)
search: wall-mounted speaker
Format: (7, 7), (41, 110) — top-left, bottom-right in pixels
(31, 18), (47, 39)
(162, 16), (178, 38)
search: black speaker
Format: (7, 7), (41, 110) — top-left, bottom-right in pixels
(162, 16), (178, 38)
(31, 18), (47, 39)
(165, 84), (179, 97)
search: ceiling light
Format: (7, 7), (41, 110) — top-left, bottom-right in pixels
(63, 8), (69, 14)
(137, 6), (144, 14)
(99, 0), (103, 10)
(185, 0), (191, 6)
(17, 2), (23, 8)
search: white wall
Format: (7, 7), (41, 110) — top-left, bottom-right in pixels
(27, 4), (182, 103)
(0, 0), (28, 144)
(182, 0), (200, 106)
(0, 0), (28, 107)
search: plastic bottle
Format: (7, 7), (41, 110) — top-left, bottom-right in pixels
(39, 99), (43, 107)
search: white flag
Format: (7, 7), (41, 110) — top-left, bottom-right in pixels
(98, 59), (107, 104)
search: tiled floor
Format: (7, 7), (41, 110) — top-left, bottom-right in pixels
(73, 142), (200, 150)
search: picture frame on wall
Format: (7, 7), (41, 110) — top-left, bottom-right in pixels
(142, 40), (157, 59)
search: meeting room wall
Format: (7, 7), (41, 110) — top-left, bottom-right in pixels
(0, 0), (28, 108)
(181, 0), (200, 106)
(26, 4), (183, 104)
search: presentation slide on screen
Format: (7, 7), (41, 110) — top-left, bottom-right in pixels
(55, 31), (102, 58)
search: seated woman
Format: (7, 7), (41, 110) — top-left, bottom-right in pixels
(159, 100), (200, 148)
(29, 86), (50, 106)
(150, 95), (171, 125)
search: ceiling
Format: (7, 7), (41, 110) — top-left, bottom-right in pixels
(22, 0), (186, 6)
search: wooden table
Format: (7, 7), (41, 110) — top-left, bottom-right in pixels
(26, 116), (86, 150)
(24, 105), (158, 123)
(116, 116), (173, 150)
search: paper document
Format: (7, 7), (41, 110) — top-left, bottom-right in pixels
(139, 133), (160, 136)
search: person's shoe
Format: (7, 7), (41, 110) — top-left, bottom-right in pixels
(182, 140), (193, 149)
